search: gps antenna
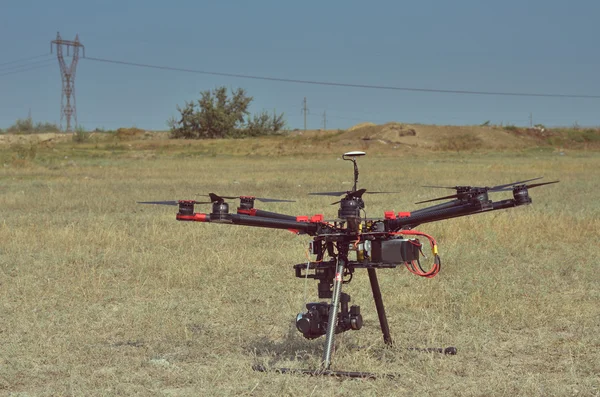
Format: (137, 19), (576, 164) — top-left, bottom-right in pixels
(342, 151), (366, 192)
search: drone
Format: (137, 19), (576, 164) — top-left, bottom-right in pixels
(139, 151), (558, 379)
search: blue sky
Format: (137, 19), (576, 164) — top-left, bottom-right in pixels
(1, 0), (599, 131)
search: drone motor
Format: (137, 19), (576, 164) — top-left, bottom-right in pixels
(513, 185), (532, 205)
(338, 196), (363, 219)
(177, 200), (195, 216)
(210, 201), (232, 223)
(238, 196), (255, 210)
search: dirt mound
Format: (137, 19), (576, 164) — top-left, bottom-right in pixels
(323, 122), (546, 151)
(347, 122), (376, 132)
(116, 127), (146, 140)
(380, 122), (417, 137)
(342, 122), (419, 146)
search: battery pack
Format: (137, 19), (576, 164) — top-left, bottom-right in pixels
(371, 239), (420, 264)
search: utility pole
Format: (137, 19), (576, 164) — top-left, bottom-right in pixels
(322, 110), (327, 130)
(529, 112), (533, 128)
(51, 32), (85, 132)
(301, 97), (309, 133)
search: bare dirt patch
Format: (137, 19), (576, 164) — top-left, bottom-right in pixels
(0, 132), (71, 146)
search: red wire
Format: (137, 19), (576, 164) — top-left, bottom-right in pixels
(390, 230), (440, 278)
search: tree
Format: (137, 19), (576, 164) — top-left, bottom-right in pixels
(168, 87), (285, 139)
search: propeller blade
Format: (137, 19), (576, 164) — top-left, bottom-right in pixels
(310, 189), (399, 197)
(308, 191), (349, 197)
(138, 200), (213, 206)
(523, 180), (559, 189)
(206, 193), (222, 202)
(421, 185), (456, 190)
(496, 180), (559, 191)
(325, 189), (367, 205)
(349, 188), (367, 198)
(490, 177), (544, 191)
(137, 200), (179, 206)
(415, 193), (460, 204)
(255, 197), (296, 203)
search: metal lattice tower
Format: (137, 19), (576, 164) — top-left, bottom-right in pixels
(51, 32), (85, 132)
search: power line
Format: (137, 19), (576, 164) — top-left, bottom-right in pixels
(0, 62), (54, 78)
(0, 53), (51, 67)
(84, 56), (600, 99)
(0, 57), (54, 73)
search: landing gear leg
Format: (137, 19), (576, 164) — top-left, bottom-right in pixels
(367, 268), (392, 345)
(321, 255), (347, 370)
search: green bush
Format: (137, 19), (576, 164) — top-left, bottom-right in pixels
(5, 117), (60, 134)
(72, 126), (90, 143)
(168, 87), (286, 139)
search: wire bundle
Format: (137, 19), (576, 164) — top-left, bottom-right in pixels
(391, 231), (441, 278)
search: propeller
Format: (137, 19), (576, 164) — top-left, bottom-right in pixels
(415, 194), (464, 205)
(140, 192), (295, 206)
(198, 193), (295, 203)
(309, 188), (400, 198)
(416, 179), (559, 205)
(330, 189), (367, 205)
(422, 177), (544, 192)
(496, 180), (559, 191)
(308, 189), (402, 205)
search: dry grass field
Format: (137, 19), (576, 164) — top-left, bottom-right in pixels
(0, 136), (599, 396)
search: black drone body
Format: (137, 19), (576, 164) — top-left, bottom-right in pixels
(139, 151), (558, 378)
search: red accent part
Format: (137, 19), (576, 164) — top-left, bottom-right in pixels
(287, 229), (300, 234)
(397, 211), (411, 218)
(239, 196), (255, 200)
(296, 215), (309, 222)
(384, 211), (396, 220)
(310, 214), (324, 223)
(176, 213), (208, 222)
(179, 200), (197, 204)
(237, 208), (258, 216)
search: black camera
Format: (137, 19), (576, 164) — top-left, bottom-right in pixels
(296, 293), (363, 339)
(296, 302), (330, 339)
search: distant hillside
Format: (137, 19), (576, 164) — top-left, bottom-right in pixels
(1, 122), (598, 158)
(286, 122), (599, 154)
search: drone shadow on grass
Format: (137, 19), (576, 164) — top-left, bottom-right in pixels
(247, 325), (323, 367)
(246, 323), (388, 370)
